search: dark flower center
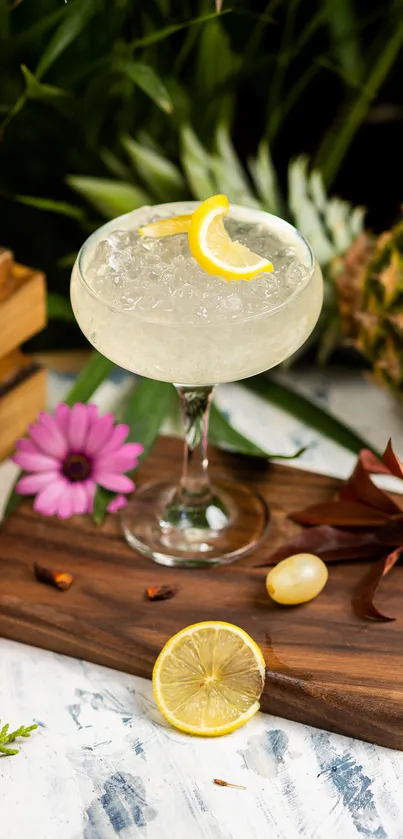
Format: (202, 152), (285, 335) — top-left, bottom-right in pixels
(62, 453), (91, 482)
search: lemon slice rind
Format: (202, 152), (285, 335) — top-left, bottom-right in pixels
(188, 195), (273, 281)
(139, 214), (192, 238)
(152, 620), (266, 737)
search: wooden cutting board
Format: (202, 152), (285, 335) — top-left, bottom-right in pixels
(1, 436), (403, 750)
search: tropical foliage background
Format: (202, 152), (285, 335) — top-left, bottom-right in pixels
(1, 0), (402, 341)
(1, 0), (403, 475)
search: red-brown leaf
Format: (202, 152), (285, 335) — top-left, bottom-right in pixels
(256, 525), (383, 567)
(382, 439), (403, 479)
(352, 547), (402, 621)
(377, 516), (403, 545)
(290, 501), (390, 526)
(360, 449), (391, 474)
(340, 460), (403, 514)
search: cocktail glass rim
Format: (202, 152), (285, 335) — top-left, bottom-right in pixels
(76, 202), (316, 326)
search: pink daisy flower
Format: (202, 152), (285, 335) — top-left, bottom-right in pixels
(13, 403), (143, 519)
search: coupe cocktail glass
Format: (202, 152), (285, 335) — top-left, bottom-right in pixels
(71, 201), (323, 567)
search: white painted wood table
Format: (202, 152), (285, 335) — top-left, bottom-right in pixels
(1, 368), (403, 839)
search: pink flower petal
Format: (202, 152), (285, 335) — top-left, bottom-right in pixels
(16, 439), (41, 454)
(13, 451), (60, 473)
(85, 413), (115, 456)
(34, 478), (68, 517)
(68, 402), (89, 452)
(96, 473), (135, 493)
(29, 420), (67, 460)
(16, 472), (59, 495)
(71, 482), (90, 515)
(54, 404), (70, 436)
(84, 480), (96, 514)
(38, 406), (68, 457)
(86, 404), (99, 423)
(95, 443), (142, 474)
(55, 486), (75, 519)
(100, 424), (130, 456)
(107, 494), (128, 514)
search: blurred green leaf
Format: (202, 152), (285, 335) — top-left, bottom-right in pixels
(196, 19), (234, 125)
(131, 9), (231, 48)
(12, 193), (85, 220)
(100, 148), (133, 182)
(3, 484), (22, 519)
(180, 124), (215, 200)
(248, 140), (283, 215)
(122, 378), (175, 453)
(64, 351), (116, 408)
(66, 176), (150, 219)
(36, 0), (95, 80)
(241, 376), (380, 457)
(323, 0), (362, 84)
(267, 63), (318, 143)
(316, 20), (403, 186)
(21, 65), (70, 103)
(10, 7), (67, 52)
(209, 402), (304, 459)
(47, 292), (75, 322)
(266, 0), (301, 135)
(117, 61), (173, 114)
(122, 135), (186, 202)
(0, 0), (9, 40)
(57, 252), (78, 268)
(211, 123), (260, 207)
(93, 377), (175, 524)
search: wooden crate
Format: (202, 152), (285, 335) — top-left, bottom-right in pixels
(0, 351), (46, 461)
(0, 262), (46, 359)
(0, 249), (47, 459)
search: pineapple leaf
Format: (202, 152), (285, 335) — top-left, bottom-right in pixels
(122, 135), (187, 203)
(288, 157), (335, 265)
(180, 124), (216, 200)
(211, 123), (260, 208)
(247, 139), (283, 216)
(66, 176), (150, 219)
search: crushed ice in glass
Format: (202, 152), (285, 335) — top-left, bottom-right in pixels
(85, 212), (311, 324)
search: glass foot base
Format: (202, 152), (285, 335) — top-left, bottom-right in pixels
(121, 478), (270, 567)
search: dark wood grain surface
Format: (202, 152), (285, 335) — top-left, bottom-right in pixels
(1, 436), (403, 749)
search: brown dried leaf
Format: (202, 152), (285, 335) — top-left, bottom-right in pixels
(359, 449), (391, 475)
(382, 439), (403, 480)
(256, 525), (382, 567)
(377, 517), (403, 546)
(340, 460), (403, 514)
(352, 547), (402, 621)
(290, 500), (390, 526)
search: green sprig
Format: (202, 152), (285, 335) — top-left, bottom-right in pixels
(0, 721), (38, 756)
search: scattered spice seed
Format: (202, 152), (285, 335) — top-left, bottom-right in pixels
(146, 585), (177, 601)
(213, 779), (246, 790)
(34, 563), (74, 591)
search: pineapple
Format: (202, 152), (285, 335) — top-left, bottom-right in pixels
(334, 220), (403, 397)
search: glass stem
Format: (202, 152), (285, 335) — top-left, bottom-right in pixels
(176, 386), (214, 506)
